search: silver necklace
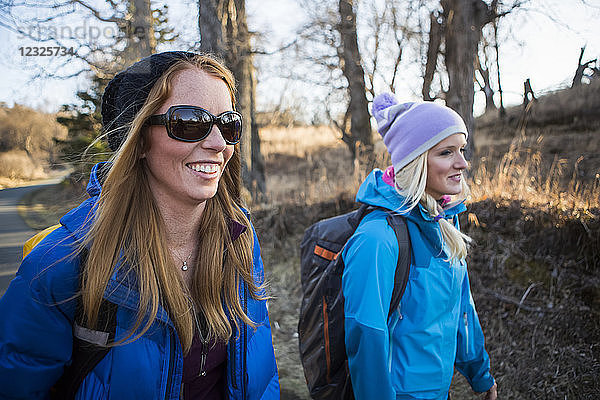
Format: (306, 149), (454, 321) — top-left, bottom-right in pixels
(174, 251), (193, 271)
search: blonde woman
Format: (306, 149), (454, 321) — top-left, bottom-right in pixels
(0, 52), (279, 399)
(342, 93), (497, 400)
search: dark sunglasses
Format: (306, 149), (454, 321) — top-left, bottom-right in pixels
(148, 105), (242, 145)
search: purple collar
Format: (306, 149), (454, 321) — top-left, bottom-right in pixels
(228, 219), (247, 242)
(382, 165), (395, 187)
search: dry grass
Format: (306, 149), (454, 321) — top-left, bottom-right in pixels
(0, 103), (69, 187)
(260, 126), (341, 155)
(0, 150), (47, 181)
(472, 135), (600, 214)
(477, 80), (600, 133)
(0, 104), (67, 156)
(259, 126), (360, 207)
(259, 126), (392, 207)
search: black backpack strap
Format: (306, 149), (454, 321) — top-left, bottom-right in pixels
(352, 204), (411, 320)
(385, 213), (412, 320)
(50, 248), (118, 400)
(347, 203), (376, 229)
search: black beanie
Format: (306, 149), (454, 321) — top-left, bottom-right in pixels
(101, 51), (198, 151)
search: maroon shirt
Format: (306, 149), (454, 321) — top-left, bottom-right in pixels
(182, 333), (227, 400)
(181, 219), (247, 399)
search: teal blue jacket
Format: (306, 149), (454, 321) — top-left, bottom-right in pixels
(342, 169), (494, 400)
(0, 163), (279, 399)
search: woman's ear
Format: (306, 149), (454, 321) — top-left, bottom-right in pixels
(139, 127), (150, 158)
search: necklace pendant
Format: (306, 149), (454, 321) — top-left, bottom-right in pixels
(181, 261), (188, 271)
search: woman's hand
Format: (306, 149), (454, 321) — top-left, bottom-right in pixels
(482, 382), (497, 400)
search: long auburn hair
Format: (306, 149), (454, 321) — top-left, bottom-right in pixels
(393, 152), (472, 261)
(81, 54), (262, 353)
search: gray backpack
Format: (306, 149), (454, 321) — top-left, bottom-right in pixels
(298, 203), (412, 399)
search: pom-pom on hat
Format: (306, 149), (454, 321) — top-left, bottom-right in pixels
(101, 51), (198, 151)
(372, 93), (468, 171)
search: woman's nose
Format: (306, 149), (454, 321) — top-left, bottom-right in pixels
(201, 126), (227, 151)
(455, 152), (468, 169)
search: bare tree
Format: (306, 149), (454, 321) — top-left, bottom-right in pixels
(126, 0), (156, 62)
(338, 0), (372, 156)
(288, 0), (375, 165)
(423, 0), (522, 157)
(523, 78), (536, 106)
(492, 17), (505, 117)
(422, 10), (443, 101)
(572, 46), (597, 87)
(440, 0), (498, 158)
(0, 0), (160, 79)
(198, 0), (266, 199)
(475, 42), (497, 113)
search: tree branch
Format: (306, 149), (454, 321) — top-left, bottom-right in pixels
(71, 0), (121, 23)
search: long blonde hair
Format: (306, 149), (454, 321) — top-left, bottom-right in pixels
(81, 54), (262, 353)
(394, 152), (471, 261)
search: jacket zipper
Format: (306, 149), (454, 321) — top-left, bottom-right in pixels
(387, 305), (401, 372)
(242, 284), (248, 400)
(165, 330), (176, 400)
(229, 284), (246, 394)
(463, 312), (469, 356)
(227, 283), (248, 398)
(229, 331), (238, 390)
(192, 307), (209, 377)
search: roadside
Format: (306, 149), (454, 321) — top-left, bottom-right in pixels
(0, 174), (72, 295)
(0, 168), (75, 296)
(17, 179), (86, 230)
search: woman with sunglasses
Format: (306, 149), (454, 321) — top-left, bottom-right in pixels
(0, 52), (279, 399)
(341, 93), (497, 400)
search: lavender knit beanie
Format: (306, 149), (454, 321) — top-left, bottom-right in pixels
(372, 93), (468, 171)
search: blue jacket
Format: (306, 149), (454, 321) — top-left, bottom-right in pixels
(341, 169), (494, 400)
(0, 164), (280, 400)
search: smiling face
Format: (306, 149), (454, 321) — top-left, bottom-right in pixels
(142, 68), (235, 209)
(425, 133), (468, 200)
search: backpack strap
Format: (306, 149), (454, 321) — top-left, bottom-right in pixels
(385, 213), (412, 320)
(352, 204), (412, 320)
(50, 248), (118, 400)
(23, 224), (62, 259)
(314, 203), (379, 262)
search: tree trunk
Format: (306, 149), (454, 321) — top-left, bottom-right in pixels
(523, 78), (536, 106)
(441, 0), (494, 160)
(132, 0), (155, 57)
(198, 0), (226, 56)
(572, 46), (597, 88)
(476, 54), (496, 113)
(338, 0), (372, 156)
(120, 0), (155, 66)
(422, 11), (443, 101)
(249, 61), (266, 199)
(493, 18), (505, 117)
(197, 0), (266, 198)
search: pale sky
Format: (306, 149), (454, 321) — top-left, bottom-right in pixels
(0, 0), (598, 117)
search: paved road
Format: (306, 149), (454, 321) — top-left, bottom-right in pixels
(0, 178), (64, 296)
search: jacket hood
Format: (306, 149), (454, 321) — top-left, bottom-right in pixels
(86, 161), (109, 197)
(356, 169), (408, 212)
(59, 162), (109, 243)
